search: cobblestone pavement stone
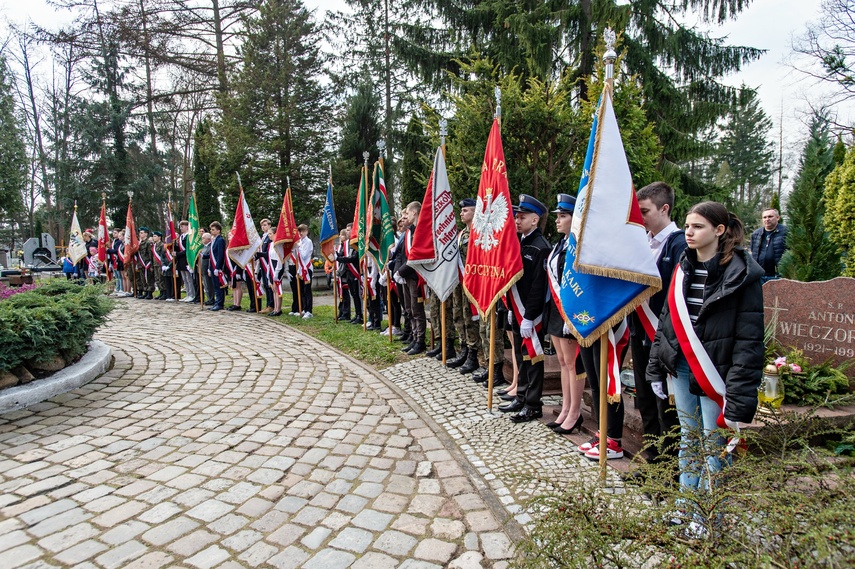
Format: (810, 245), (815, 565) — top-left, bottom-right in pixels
(383, 358), (622, 527)
(0, 300), (519, 568)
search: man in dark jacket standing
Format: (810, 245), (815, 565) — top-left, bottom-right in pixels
(499, 195), (551, 423)
(208, 222), (226, 311)
(749, 208), (787, 283)
(630, 182), (686, 468)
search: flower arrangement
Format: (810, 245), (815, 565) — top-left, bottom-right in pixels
(770, 348), (851, 407)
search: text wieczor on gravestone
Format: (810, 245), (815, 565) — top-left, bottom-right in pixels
(763, 277), (855, 378)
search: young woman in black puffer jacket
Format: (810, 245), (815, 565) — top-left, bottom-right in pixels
(646, 201), (764, 494)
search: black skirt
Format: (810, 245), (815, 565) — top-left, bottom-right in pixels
(544, 298), (572, 339)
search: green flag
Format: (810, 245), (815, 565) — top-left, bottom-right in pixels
(186, 193), (204, 270)
(355, 165), (369, 259)
(368, 161), (396, 270)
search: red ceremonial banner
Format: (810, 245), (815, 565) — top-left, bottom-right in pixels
(273, 188), (299, 260)
(463, 119), (522, 317)
(122, 202), (139, 263)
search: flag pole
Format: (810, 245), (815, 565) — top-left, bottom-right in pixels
(362, 153), (369, 332)
(127, 194), (138, 298)
(193, 192), (205, 309)
(330, 165), (339, 325)
(439, 119), (449, 364)
(288, 176), (303, 316)
(486, 90), (501, 411)
(598, 28), (618, 484)
(101, 193), (113, 282)
(250, 259), (261, 312)
(377, 141), (393, 342)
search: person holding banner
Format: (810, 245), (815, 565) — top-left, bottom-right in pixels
(499, 195), (550, 423)
(296, 225), (314, 319)
(398, 202), (427, 356)
(151, 231), (174, 301)
(448, 198), (481, 373)
(646, 201), (763, 494)
(543, 194), (585, 435)
(256, 219), (275, 314)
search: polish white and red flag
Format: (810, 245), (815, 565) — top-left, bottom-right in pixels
(407, 146), (460, 302)
(227, 189), (262, 269)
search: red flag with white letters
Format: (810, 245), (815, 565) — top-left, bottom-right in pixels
(462, 119), (522, 317)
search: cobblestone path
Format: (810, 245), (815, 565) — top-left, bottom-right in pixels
(0, 300), (518, 569)
(382, 359), (618, 527)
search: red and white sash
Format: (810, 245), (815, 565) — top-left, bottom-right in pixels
(668, 265), (733, 430)
(546, 239), (568, 323)
(151, 244), (163, 266)
(508, 285), (544, 363)
(605, 319), (629, 402)
(635, 301), (659, 342)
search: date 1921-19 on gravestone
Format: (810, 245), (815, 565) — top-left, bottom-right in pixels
(763, 277), (855, 377)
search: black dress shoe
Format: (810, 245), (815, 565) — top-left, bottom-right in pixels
(208, 306), (222, 311)
(546, 421), (559, 429)
(246, 307), (257, 313)
(268, 310), (282, 317)
(498, 400), (524, 413)
(204, 300), (215, 306)
(510, 407), (543, 423)
(366, 324), (380, 331)
(553, 415), (584, 434)
(497, 389), (510, 396)
(226, 305), (240, 311)
(499, 393), (516, 401)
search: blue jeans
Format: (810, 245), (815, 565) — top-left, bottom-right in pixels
(673, 358), (729, 491)
(114, 269), (124, 292)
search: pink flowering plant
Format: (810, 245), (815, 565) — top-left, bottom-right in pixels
(0, 282), (38, 301)
(770, 348), (850, 406)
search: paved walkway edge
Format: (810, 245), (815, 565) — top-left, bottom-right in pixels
(283, 323), (528, 544)
(0, 340), (113, 414)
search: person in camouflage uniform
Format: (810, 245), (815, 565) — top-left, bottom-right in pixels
(135, 227), (155, 299)
(425, 289), (457, 360)
(448, 198), (482, 373)
(151, 231), (174, 301)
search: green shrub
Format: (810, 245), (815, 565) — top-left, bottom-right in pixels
(512, 409), (855, 568)
(0, 281), (114, 374)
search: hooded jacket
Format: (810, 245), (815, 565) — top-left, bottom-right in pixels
(646, 246), (765, 424)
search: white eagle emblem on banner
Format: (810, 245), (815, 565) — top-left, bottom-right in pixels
(473, 192), (508, 252)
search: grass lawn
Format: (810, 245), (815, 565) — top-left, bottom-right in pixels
(225, 290), (415, 369)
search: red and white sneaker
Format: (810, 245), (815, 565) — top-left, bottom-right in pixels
(584, 438), (624, 460)
(577, 433), (599, 454)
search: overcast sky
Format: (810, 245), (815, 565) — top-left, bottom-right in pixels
(0, 0), (842, 184)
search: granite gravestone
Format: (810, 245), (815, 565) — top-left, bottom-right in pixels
(764, 277), (855, 378)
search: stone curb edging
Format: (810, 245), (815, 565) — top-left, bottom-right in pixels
(266, 314), (528, 544)
(0, 340), (113, 414)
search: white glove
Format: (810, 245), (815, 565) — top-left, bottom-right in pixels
(651, 381), (667, 400)
(161, 266), (168, 273)
(213, 268), (220, 276)
(379, 272), (388, 286)
(507, 311), (513, 325)
(394, 271), (404, 285)
(562, 323), (571, 336)
(520, 318), (534, 338)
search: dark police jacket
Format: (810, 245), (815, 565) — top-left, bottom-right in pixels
(508, 227), (550, 323)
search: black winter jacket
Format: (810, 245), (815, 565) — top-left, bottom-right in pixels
(646, 247), (765, 424)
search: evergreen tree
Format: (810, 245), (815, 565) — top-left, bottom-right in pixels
(331, 78), (383, 226)
(823, 143), (855, 276)
(833, 136), (846, 166)
(214, 0), (333, 226)
(778, 114), (841, 281)
(396, 0), (762, 193)
(193, 119), (222, 226)
(0, 55), (27, 223)
(716, 86), (775, 205)
(399, 114), (430, 208)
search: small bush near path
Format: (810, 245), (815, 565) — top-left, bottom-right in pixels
(0, 281), (114, 378)
(512, 407), (855, 569)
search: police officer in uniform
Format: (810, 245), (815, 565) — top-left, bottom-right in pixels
(499, 195), (550, 423)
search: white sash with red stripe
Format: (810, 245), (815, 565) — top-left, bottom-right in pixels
(635, 300), (659, 342)
(508, 285), (544, 363)
(605, 319), (629, 402)
(669, 265), (739, 432)
(546, 238), (567, 323)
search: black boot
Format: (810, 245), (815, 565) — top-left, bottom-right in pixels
(425, 343), (443, 357)
(439, 340), (456, 361)
(406, 341), (426, 356)
(446, 346), (469, 368)
(144, 292), (154, 300)
(486, 362), (508, 388)
(458, 350), (480, 374)
(396, 332), (411, 343)
(471, 366), (489, 381)
(401, 341), (416, 353)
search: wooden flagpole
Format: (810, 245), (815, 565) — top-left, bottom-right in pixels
(198, 256), (205, 308)
(361, 155), (369, 332)
(377, 144), (393, 342)
(250, 259), (261, 312)
(487, 310), (496, 410)
(168, 197), (179, 300)
(598, 333), (609, 482)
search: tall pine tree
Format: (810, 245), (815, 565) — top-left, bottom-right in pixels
(0, 55), (27, 226)
(823, 142), (855, 276)
(778, 113), (841, 281)
(214, 0), (333, 226)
